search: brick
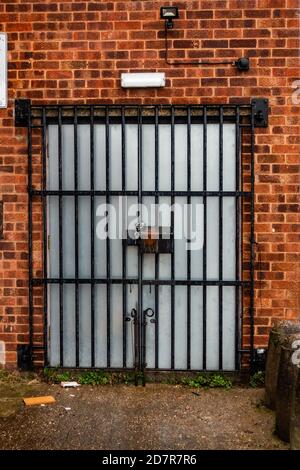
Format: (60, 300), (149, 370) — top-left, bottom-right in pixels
(115, 21), (141, 30)
(202, 40), (229, 48)
(6, 23), (33, 32)
(201, 78), (228, 86)
(88, 2), (114, 11)
(215, 10), (242, 18)
(272, 48), (298, 57)
(215, 29), (242, 38)
(6, 4), (32, 13)
(201, 20), (227, 28)
(230, 39), (257, 47)
(33, 4), (58, 12)
(187, 11), (213, 19)
(245, 10), (272, 18)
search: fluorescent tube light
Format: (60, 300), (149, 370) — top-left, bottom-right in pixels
(121, 73), (166, 88)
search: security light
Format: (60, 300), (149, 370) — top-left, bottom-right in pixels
(160, 6), (179, 29)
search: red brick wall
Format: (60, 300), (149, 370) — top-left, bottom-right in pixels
(0, 0), (299, 368)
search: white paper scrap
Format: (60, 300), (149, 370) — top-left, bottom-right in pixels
(60, 381), (81, 388)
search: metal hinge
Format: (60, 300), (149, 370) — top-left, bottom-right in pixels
(251, 348), (267, 373)
(251, 98), (269, 127)
(17, 344), (32, 371)
(14, 99), (31, 127)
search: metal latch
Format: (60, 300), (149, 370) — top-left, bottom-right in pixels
(15, 99), (31, 127)
(251, 98), (268, 127)
(127, 225), (173, 253)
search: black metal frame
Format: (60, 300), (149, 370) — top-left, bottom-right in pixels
(20, 101), (261, 374)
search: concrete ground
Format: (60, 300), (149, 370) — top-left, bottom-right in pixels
(0, 378), (288, 450)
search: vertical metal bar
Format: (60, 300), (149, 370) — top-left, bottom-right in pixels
(121, 107), (127, 368)
(90, 106), (95, 367)
(132, 308), (139, 385)
(235, 106), (241, 370)
(58, 107), (64, 366)
(106, 107), (111, 368)
(187, 106), (191, 370)
(74, 107), (79, 367)
(154, 106), (159, 369)
(42, 108), (48, 365)
(202, 106), (207, 371)
(240, 125), (245, 362)
(27, 104), (33, 367)
(218, 106), (223, 370)
(137, 107), (144, 383)
(170, 106), (175, 370)
(250, 106), (256, 369)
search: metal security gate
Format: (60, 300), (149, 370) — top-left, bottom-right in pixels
(21, 102), (261, 375)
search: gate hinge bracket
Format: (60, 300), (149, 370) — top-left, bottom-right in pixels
(251, 348), (267, 373)
(17, 344), (33, 371)
(15, 99), (31, 127)
(251, 98), (268, 127)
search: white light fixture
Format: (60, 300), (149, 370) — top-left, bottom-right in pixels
(121, 73), (165, 88)
(0, 33), (7, 108)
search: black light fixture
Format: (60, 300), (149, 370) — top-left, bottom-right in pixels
(160, 6), (179, 29)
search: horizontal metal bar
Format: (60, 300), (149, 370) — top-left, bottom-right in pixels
(31, 190), (251, 198)
(29, 104), (253, 127)
(40, 365), (238, 373)
(144, 368), (238, 373)
(33, 116), (249, 126)
(31, 103), (252, 110)
(32, 278), (249, 287)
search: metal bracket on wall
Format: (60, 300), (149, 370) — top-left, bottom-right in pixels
(251, 348), (267, 373)
(14, 99), (31, 127)
(251, 98), (269, 127)
(0, 201), (3, 239)
(17, 344), (32, 371)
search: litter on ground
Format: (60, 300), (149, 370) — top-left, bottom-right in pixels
(60, 381), (81, 388)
